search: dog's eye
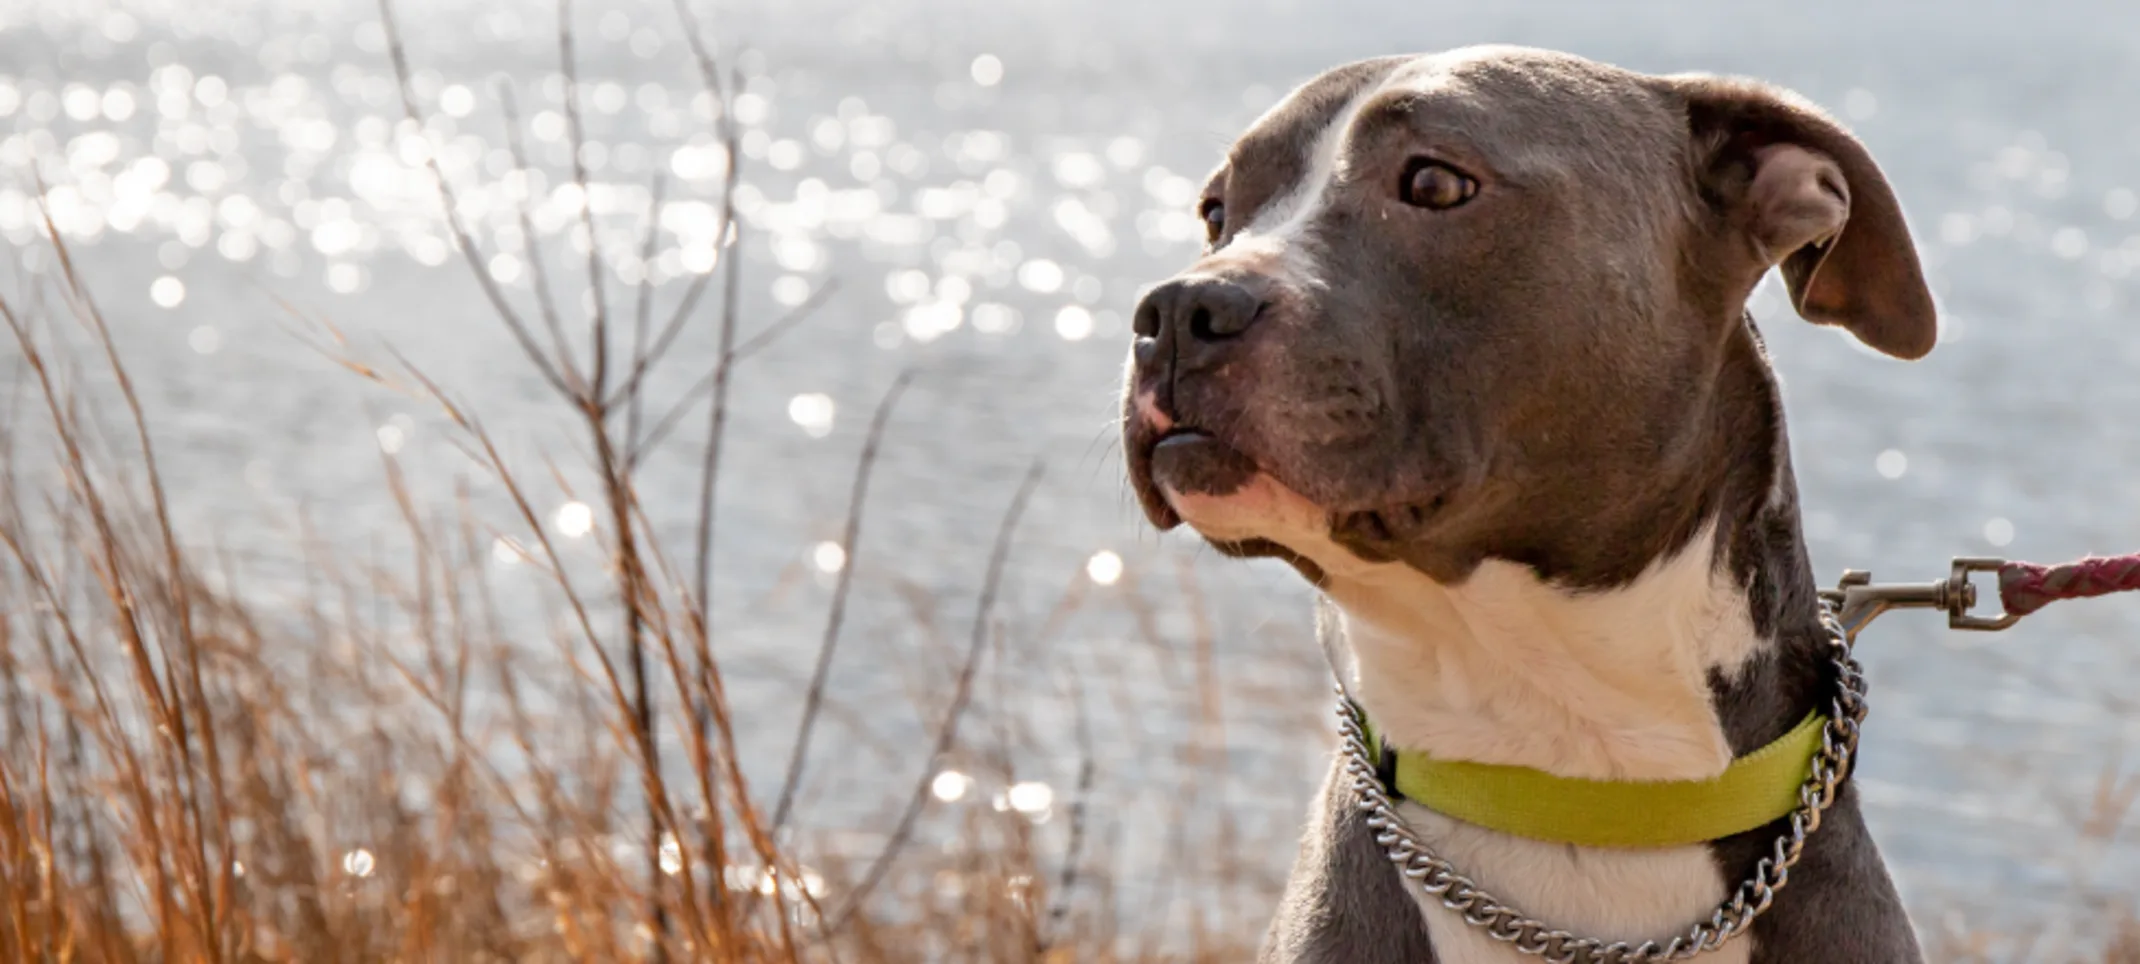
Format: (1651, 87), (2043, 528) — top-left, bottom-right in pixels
(1199, 198), (1225, 240)
(1399, 159), (1477, 210)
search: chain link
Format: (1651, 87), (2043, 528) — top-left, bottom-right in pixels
(1338, 606), (1867, 963)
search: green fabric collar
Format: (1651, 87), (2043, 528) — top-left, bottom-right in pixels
(1358, 707), (1827, 849)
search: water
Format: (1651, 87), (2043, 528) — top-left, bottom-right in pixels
(5, 0), (2140, 950)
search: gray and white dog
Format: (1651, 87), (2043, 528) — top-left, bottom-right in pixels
(1119, 47), (1932, 963)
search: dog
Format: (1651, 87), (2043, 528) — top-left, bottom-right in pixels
(1119, 47), (1933, 963)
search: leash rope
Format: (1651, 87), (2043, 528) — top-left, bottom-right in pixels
(1343, 551), (2140, 961)
(1998, 553), (2140, 617)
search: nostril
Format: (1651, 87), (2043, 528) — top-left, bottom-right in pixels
(1188, 306), (1215, 342)
(1139, 276), (1264, 345)
(1132, 300), (1161, 338)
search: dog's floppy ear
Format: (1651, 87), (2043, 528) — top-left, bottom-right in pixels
(1667, 75), (1936, 360)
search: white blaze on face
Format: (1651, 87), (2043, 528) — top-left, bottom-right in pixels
(1219, 79), (1387, 291)
(1147, 87), (1395, 550)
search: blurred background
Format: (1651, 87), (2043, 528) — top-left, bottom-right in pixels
(3, 0), (2139, 958)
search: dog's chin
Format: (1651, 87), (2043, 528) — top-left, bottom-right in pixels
(1143, 434), (1325, 559)
(1134, 431), (1459, 580)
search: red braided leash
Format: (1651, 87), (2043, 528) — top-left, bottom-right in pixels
(1998, 554), (2140, 617)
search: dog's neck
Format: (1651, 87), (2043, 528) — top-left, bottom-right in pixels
(1328, 525), (1759, 780)
(1323, 319), (1828, 781)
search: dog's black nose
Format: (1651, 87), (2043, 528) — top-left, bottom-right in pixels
(1133, 277), (1265, 364)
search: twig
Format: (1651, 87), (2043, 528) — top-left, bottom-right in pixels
(668, 3), (750, 925)
(821, 460), (1046, 933)
(557, 0), (613, 401)
(377, 0), (577, 400)
(769, 370), (916, 832)
(624, 172), (668, 453)
(549, 1), (670, 952)
(730, 279), (839, 361)
(629, 282), (839, 465)
(672, 0), (746, 620)
(595, 0), (742, 413)
(1042, 666), (1097, 951)
(493, 83), (587, 393)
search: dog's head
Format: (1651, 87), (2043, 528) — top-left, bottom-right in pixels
(1122, 47), (1934, 589)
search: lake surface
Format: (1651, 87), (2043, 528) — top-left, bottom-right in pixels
(5, 0), (2140, 952)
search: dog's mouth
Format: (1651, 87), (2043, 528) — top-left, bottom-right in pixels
(1130, 423), (1454, 564)
(1125, 427), (1233, 532)
(1126, 426), (1305, 565)
(1148, 429), (1260, 498)
(1125, 421), (1261, 533)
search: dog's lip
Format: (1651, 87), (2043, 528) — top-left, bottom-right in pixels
(1149, 430), (1260, 497)
(1124, 422), (1180, 530)
(1135, 425), (1321, 507)
(1129, 423), (1460, 555)
(1140, 424), (1243, 473)
(1128, 424), (1254, 530)
(1137, 427), (1321, 518)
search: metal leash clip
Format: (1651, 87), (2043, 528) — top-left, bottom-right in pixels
(1820, 557), (2021, 641)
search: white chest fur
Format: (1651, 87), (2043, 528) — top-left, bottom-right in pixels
(1324, 527), (1762, 964)
(1156, 473), (1768, 960)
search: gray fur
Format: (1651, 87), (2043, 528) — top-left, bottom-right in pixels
(1259, 753), (1440, 963)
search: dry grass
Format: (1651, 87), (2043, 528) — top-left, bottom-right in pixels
(0, 2), (1267, 961)
(0, 2), (2132, 962)
(0, 257), (1252, 963)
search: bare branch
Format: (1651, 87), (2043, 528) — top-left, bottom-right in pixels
(822, 460), (1046, 933)
(1042, 667), (1098, 950)
(730, 279), (838, 362)
(768, 370), (915, 831)
(494, 82), (588, 394)
(556, 0), (614, 403)
(603, 0), (742, 408)
(627, 283), (840, 465)
(624, 172), (669, 452)
(377, 0), (576, 400)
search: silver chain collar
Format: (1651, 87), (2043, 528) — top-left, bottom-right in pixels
(1335, 605), (1868, 964)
